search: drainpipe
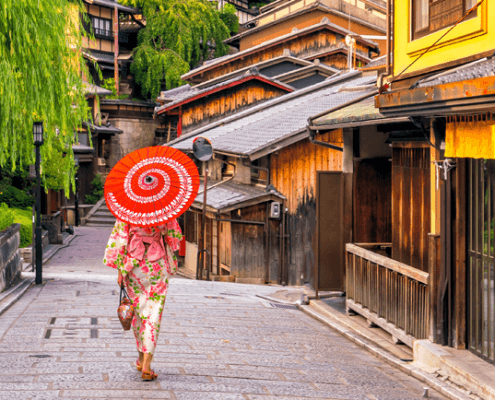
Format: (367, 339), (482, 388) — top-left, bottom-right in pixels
(114, 6), (119, 95)
(308, 128), (344, 151)
(386, 0), (391, 77)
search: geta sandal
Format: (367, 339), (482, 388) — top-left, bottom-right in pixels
(135, 359), (142, 371)
(142, 370), (158, 381)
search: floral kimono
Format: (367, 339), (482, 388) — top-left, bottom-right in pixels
(104, 219), (182, 354)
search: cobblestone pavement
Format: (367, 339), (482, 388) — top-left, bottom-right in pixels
(0, 226), (447, 399)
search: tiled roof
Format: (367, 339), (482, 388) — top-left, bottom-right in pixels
(181, 19), (379, 81)
(83, 82), (113, 96)
(193, 180), (285, 211)
(83, 50), (114, 64)
(312, 96), (389, 127)
(83, 122), (123, 134)
(169, 72), (376, 159)
(360, 54), (388, 70)
(155, 70), (294, 115)
(416, 57), (495, 88)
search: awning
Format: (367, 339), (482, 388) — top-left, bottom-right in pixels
(310, 95), (408, 130)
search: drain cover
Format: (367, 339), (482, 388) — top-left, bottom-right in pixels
(270, 303), (298, 310)
(29, 355), (52, 358)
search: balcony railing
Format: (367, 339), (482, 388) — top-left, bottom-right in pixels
(94, 28), (113, 40)
(346, 243), (429, 347)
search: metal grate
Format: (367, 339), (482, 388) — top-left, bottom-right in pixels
(270, 303), (298, 310)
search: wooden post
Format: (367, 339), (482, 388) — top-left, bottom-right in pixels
(166, 121), (171, 143)
(114, 6), (119, 95)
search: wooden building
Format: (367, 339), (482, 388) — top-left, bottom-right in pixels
(183, 180), (285, 283)
(225, 0), (386, 53)
(169, 71), (372, 285)
(81, 0), (138, 88)
(154, 70), (294, 139)
(181, 18), (380, 84)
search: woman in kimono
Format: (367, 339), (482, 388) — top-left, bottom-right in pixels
(104, 219), (182, 381)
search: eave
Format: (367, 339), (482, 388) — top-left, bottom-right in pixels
(376, 75), (495, 117)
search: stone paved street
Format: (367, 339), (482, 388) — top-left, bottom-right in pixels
(0, 226), (447, 399)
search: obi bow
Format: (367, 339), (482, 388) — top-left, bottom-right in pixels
(128, 232), (165, 262)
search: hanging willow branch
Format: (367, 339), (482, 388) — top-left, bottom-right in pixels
(0, 0), (91, 194)
(124, 0), (237, 99)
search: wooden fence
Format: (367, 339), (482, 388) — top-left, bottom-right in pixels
(346, 243), (430, 347)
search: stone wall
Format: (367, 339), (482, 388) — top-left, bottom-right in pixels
(108, 118), (159, 168)
(0, 224), (22, 292)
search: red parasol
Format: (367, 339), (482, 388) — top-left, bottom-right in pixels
(104, 146), (200, 227)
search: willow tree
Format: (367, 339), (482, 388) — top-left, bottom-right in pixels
(122, 0), (238, 99)
(0, 0), (90, 193)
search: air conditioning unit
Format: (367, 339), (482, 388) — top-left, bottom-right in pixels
(270, 202), (281, 219)
(98, 158), (106, 166)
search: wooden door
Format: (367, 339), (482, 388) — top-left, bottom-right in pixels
(316, 171), (344, 292)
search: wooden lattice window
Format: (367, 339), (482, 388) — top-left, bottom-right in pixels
(412, 0), (477, 40)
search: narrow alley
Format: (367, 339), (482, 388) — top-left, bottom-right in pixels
(0, 226), (446, 399)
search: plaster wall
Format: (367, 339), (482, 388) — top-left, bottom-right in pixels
(108, 118), (159, 168)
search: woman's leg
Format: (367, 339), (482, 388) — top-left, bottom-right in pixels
(142, 352), (153, 373)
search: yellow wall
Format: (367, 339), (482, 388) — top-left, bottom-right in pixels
(394, 1), (491, 77)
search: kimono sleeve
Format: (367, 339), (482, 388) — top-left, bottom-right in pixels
(163, 219), (183, 252)
(103, 220), (130, 274)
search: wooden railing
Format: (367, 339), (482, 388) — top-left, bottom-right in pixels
(346, 243), (429, 348)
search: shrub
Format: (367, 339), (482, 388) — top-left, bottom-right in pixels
(0, 185), (34, 208)
(0, 204), (32, 247)
(85, 173), (104, 204)
(0, 203), (14, 232)
(11, 207), (33, 248)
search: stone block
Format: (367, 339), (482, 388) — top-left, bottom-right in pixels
(0, 224), (22, 292)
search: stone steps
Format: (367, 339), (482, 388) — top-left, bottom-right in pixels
(85, 200), (116, 226)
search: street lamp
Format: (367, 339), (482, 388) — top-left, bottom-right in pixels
(74, 156), (79, 227)
(33, 122), (44, 285)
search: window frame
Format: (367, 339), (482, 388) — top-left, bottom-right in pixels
(411, 0), (478, 41)
(89, 15), (113, 40)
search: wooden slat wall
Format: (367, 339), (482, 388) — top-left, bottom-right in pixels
(219, 220), (231, 273)
(200, 31), (371, 82)
(270, 131), (343, 286)
(392, 145), (430, 272)
(230, 204), (267, 279)
(181, 82), (288, 133)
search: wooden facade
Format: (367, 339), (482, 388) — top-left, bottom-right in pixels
(82, 3), (115, 54)
(183, 23), (378, 84)
(232, 6), (386, 53)
(158, 78), (292, 137)
(270, 130), (343, 285)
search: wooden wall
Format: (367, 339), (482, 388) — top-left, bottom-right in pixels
(230, 203), (268, 280)
(181, 81), (289, 134)
(392, 144), (431, 272)
(270, 130), (343, 286)
(196, 31), (372, 83)
(239, 9), (386, 54)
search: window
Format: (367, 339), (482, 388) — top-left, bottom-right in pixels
(412, 0), (477, 40)
(90, 16), (112, 40)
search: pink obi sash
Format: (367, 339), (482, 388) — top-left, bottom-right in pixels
(128, 231), (165, 262)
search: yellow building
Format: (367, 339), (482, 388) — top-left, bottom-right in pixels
(375, 0), (495, 372)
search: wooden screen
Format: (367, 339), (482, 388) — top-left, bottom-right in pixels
(392, 145), (430, 272)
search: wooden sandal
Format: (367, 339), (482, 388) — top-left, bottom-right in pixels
(142, 370), (158, 381)
(135, 359), (142, 371)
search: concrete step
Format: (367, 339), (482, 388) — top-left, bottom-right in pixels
(86, 217), (116, 225)
(86, 222), (116, 227)
(93, 211), (113, 217)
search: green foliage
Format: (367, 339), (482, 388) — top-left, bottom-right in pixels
(0, 203), (14, 233)
(0, 204), (32, 247)
(0, 186), (34, 209)
(85, 173), (104, 204)
(0, 0), (91, 195)
(101, 78), (129, 100)
(218, 4), (239, 34)
(125, 0), (236, 99)
(11, 207), (32, 248)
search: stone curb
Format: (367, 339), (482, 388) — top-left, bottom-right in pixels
(84, 197), (106, 223)
(298, 304), (472, 400)
(23, 233), (78, 272)
(0, 277), (35, 317)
